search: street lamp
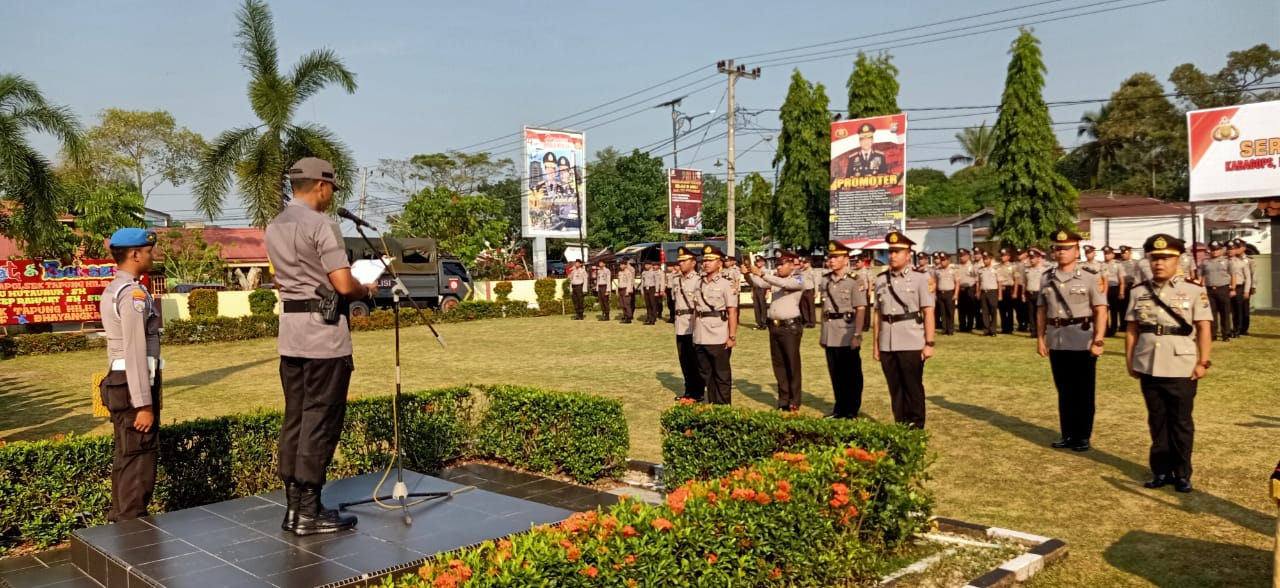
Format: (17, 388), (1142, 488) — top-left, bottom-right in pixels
(656, 96), (714, 169)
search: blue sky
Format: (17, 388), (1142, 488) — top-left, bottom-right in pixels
(3, 0), (1276, 226)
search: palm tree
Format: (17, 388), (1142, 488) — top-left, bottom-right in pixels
(194, 0), (357, 227)
(0, 74), (86, 255)
(949, 123), (996, 167)
(1075, 104), (1116, 188)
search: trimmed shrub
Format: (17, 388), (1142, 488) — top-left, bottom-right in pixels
(247, 289), (278, 315)
(476, 384), (628, 483)
(493, 281), (513, 302)
(661, 402), (931, 543)
(0, 388), (471, 556)
(161, 315), (278, 345)
(534, 278), (557, 312)
(1, 333), (106, 358)
(395, 445), (915, 587)
(186, 288), (219, 318)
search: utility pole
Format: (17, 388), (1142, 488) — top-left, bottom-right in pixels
(357, 167), (370, 219)
(656, 96), (686, 168)
(717, 60), (760, 257)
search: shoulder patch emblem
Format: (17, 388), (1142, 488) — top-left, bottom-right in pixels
(132, 299), (146, 313)
(131, 289), (147, 300)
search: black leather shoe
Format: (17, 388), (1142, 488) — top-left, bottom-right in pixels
(1050, 437), (1072, 449)
(1143, 474), (1171, 489)
(281, 481), (300, 532)
(1173, 477), (1193, 493)
(293, 484), (357, 536)
(1069, 439), (1091, 452)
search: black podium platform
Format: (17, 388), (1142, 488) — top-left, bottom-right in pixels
(57, 470), (575, 588)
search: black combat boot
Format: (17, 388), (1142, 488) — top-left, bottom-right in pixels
(280, 481), (301, 532)
(292, 484), (357, 536)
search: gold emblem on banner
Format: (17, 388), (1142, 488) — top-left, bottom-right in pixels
(1211, 116), (1239, 141)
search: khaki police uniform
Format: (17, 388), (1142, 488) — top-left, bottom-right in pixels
(749, 261), (771, 330)
(569, 265), (588, 320)
(595, 265), (612, 320)
(1126, 235), (1212, 490)
(1228, 252), (1249, 337)
(873, 235), (936, 429)
(932, 262), (959, 335)
(749, 258), (806, 410)
(694, 252), (738, 405)
(641, 265), (658, 324)
(821, 250), (868, 418)
(1037, 239), (1107, 450)
(996, 258), (1017, 333)
(1242, 251), (1256, 334)
(1198, 250), (1233, 340)
(798, 264), (818, 328)
(976, 262), (1001, 336)
(617, 262), (636, 323)
(665, 266), (679, 322)
(1103, 254), (1127, 336)
(673, 261), (704, 400)
(1021, 256), (1046, 337)
(956, 253), (978, 332)
(100, 262), (162, 522)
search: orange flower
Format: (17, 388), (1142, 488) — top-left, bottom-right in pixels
(419, 564), (434, 580)
(498, 539), (512, 551)
(773, 490), (791, 503)
(567, 546), (581, 561)
(613, 563), (622, 570)
(53, 433), (65, 441)
(746, 471), (763, 483)
(776, 480), (791, 492)
(601, 516), (619, 530)
(580, 565), (599, 578)
(652, 518), (674, 531)
(770, 568), (783, 578)
(622, 525), (638, 538)
(739, 538), (752, 548)
(625, 554), (637, 565)
(679, 397), (696, 405)
(706, 491), (718, 505)
(667, 486), (691, 514)
(860, 490), (870, 501)
(684, 428), (693, 437)
(831, 482), (849, 495)
(754, 493), (771, 505)
(560, 539), (573, 549)
(706, 553), (718, 564)
(626, 579), (638, 587)
(851, 447), (876, 462)
(433, 573), (458, 588)
(730, 487), (756, 501)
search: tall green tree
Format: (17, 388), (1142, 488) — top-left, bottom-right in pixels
(989, 29), (1077, 249)
(1098, 73), (1186, 199)
(584, 148), (667, 249)
(77, 109), (204, 204)
(1170, 43), (1280, 110)
(194, 0), (358, 226)
(64, 184), (146, 257)
(387, 186), (509, 265)
(906, 166), (998, 218)
(1072, 105), (1115, 189)
(949, 123), (997, 167)
(773, 70), (831, 249)
(0, 74), (86, 256)
(846, 51), (900, 118)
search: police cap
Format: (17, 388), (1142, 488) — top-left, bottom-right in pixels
(676, 246), (697, 261)
(1049, 229), (1083, 246)
(826, 240), (853, 257)
(701, 244), (725, 261)
(286, 157), (336, 183)
(858, 122), (876, 137)
(109, 228), (157, 248)
(1208, 240), (1224, 250)
(1143, 234), (1185, 257)
(885, 230), (915, 250)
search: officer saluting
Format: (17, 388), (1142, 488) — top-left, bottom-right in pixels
(1036, 230), (1107, 452)
(872, 231), (936, 428)
(747, 249), (806, 411)
(99, 228), (162, 522)
(694, 245), (739, 404)
(267, 157), (374, 536)
(1126, 234), (1213, 493)
(672, 247), (704, 401)
(820, 241), (868, 419)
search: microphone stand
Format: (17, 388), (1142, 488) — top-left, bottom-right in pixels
(338, 225), (454, 525)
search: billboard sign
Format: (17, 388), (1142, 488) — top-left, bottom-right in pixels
(1188, 100), (1280, 202)
(523, 128), (586, 238)
(829, 113), (908, 239)
(0, 259), (125, 325)
(668, 168), (703, 234)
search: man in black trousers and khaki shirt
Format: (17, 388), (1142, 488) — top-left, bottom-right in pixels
(820, 240), (868, 419)
(747, 249), (806, 411)
(872, 231), (936, 428)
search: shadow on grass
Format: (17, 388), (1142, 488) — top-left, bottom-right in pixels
(1236, 414), (1280, 429)
(930, 395), (1275, 537)
(1103, 529), (1270, 587)
(654, 371), (685, 397)
(163, 357), (274, 389)
(0, 375), (102, 441)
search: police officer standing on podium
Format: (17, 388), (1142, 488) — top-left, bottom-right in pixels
(1037, 230), (1107, 452)
(1126, 234), (1212, 493)
(873, 231), (936, 428)
(100, 228), (162, 522)
(694, 245), (739, 404)
(747, 249), (806, 411)
(820, 241), (868, 418)
(266, 157), (374, 536)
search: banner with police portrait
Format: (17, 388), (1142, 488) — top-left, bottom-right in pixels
(1187, 100), (1280, 202)
(522, 128), (586, 238)
(668, 168), (703, 234)
(829, 113), (907, 239)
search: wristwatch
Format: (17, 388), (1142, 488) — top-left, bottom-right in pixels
(1091, 340), (1105, 347)
(924, 341), (935, 347)
(728, 335), (736, 341)
(1197, 360), (1212, 369)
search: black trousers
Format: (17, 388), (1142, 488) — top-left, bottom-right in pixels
(597, 285), (610, 318)
(1106, 287), (1123, 336)
(800, 291), (816, 327)
(980, 290), (999, 335)
(666, 290), (675, 321)
(1024, 292), (1040, 335)
(643, 287), (658, 322)
(1140, 374), (1196, 479)
(936, 294), (956, 335)
(572, 284), (585, 318)
(826, 345), (863, 418)
(278, 355), (353, 487)
(696, 343), (733, 405)
(676, 334), (704, 399)
(768, 321), (804, 408)
(101, 371), (162, 522)
(880, 350), (926, 428)
(1241, 291), (1252, 334)
(1015, 291), (1029, 330)
(620, 289), (635, 321)
(1206, 286), (1232, 340)
(998, 286), (1016, 333)
(751, 287), (769, 327)
(958, 288), (977, 331)
(1048, 350), (1096, 441)
(1230, 285), (1245, 336)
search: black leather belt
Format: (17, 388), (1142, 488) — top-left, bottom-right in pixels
(282, 299), (323, 313)
(1207, 285), (1229, 290)
(675, 309), (694, 316)
(1046, 317), (1089, 327)
(769, 317), (802, 327)
(697, 311), (723, 318)
(825, 312), (849, 319)
(880, 311), (921, 324)
(1137, 324), (1193, 336)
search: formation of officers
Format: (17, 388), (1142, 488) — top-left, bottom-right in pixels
(569, 228), (1227, 494)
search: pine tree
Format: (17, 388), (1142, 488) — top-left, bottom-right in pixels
(990, 29), (1077, 249)
(772, 70), (831, 250)
(846, 51), (900, 118)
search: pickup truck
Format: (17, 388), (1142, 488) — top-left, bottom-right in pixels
(344, 237), (472, 315)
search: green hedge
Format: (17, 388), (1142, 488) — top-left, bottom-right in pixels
(248, 289), (277, 315)
(0, 333), (106, 358)
(477, 384), (628, 483)
(161, 315), (279, 345)
(186, 289), (219, 318)
(534, 278), (557, 312)
(661, 403), (931, 543)
(493, 281), (513, 302)
(0, 388), (471, 556)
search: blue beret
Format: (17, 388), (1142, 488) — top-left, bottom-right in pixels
(109, 228), (157, 248)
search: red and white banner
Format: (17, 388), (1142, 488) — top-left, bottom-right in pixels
(829, 113), (907, 239)
(668, 169), (703, 234)
(1187, 100), (1280, 202)
(0, 259), (127, 325)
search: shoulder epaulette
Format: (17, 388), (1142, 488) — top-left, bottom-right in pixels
(1080, 266), (1099, 274)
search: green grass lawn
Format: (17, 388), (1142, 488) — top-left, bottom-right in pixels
(2, 312), (1277, 587)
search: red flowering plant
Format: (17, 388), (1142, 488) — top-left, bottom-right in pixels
(390, 445), (910, 587)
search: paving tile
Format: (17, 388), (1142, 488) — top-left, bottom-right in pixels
(294, 533), (391, 561)
(82, 545), (107, 584)
(140, 512), (238, 539)
(1, 563), (91, 588)
(333, 543), (426, 576)
(115, 540), (199, 566)
(207, 536), (293, 563)
(32, 548), (72, 566)
(105, 557), (129, 588)
(264, 560), (359, 588)
(142, 564), (272, 588)
(233, 547), (324, 578)
(0, 555), (45, 575)
(180, 525), (267, 553)
(134, 552), (224, 581)
(74, 527), (173, 554)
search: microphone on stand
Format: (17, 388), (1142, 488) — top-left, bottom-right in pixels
(337, 207), (378, 231)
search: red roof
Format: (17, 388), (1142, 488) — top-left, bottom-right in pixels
(1077, 194), (1193, 218)
(154, 227), (269, 265)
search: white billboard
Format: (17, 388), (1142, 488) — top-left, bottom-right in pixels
(1187, 100), (1280, 202)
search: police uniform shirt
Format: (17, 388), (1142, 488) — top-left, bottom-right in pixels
(570, 266), (588, 286)
(265, 198), (353, 358)
(749, 271), (803, 320)
(673, 271), (700, 336)
(820, 271), (867, 347)
(596, 266), (612, 288)
(101, 269), (162, 408)
(1081, 258), (1103, 273)
(1103, 259), (1126, 287)
(801, 268), (818, 291)
(957, 261), (977, 288)
(693, 274), (738, 345)
(1198, 256), (1231, 287)
(1125, 276), (1212, 377)
(1022, 263), (1046, 292)
(723, 266), (742, 291)
(641, 268), (656, 289)
(1037, 268), (1107, 350)
(1136, 258), (1154, 282)
(932, 265), (958, 293)
(1229, 256), (1250, 290)
(1178, 254), (1194, 278)
(977, 264), (1000, 291)
(846, 150), (887, 176)
(617, 265), (635, 293)
(873, 268), (935, 351)
(995, 261), (1016, 287)
(1121, 258), (1139, 284)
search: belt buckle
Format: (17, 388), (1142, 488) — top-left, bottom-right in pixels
(770, 319), (780, 326)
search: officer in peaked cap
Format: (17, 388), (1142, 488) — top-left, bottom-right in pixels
(100, 228), (161, 522)
(956, 248), (978, 332)
(1037, 229), (1107, 452)
(1227, 238), (1251, 337)
(747, 249), (806, 410)
(872, 231), (936, 428)
(1198, 240), (1233, 341)
(844, 122), (888, 177)
(819, 240), (868, 418)
(1126, 234), (1212, 493)
(671, 246), (705, 401)
(995, 247), (1018, 334)
(1101, 245), (1127, 336)
(932, 251), (960, 336)
(693, 244), (739, 404)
